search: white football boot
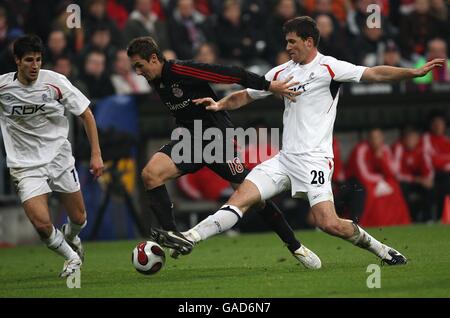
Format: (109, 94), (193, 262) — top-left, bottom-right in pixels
(59, 257), (82, 278)
(292, 244), (322, 269)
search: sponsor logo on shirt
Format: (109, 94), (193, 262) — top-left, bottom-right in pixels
(165, 100), (190, 111)
(292, 82), (310, 93)
(10, 104), (46, 115)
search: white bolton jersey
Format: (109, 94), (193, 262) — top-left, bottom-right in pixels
(247, 52), (366, 158)
(0, 70), (90, 168)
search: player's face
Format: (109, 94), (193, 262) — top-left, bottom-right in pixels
(404, 132), (420, 150)
(285, 32), (314, 64)
(15, 52), (42, 83)
(431, 117), (446, 136)
(368, 129), (384, 150)
(130, 54), (161, 81)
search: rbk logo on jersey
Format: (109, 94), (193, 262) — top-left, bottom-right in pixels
(292, 82), (310, 93)
(11, 104), (46, 115)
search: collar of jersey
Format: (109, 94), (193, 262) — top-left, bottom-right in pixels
(14, 72), (40, 87)
(297, 52), (322, 70)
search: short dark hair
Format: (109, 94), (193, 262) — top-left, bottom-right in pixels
(401, 125), (419, 137)
(127, 36), (164, 62)
(283, 16), (320, 47)
(428, 109), (447, 124)
(13, 34), (44, 59)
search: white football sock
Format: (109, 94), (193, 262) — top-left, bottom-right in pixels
(64, 218), (87, 241)
(44, 227), (79, 260)
(347, 222), (388, 259)
(182, 229), (202, 243)
(190, 205), (243, 241)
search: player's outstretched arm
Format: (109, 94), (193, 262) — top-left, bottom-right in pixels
(361, 58), (445, 82)
(79, 107), (104, 179)
(193, 89), (253, 112)
(173, 61), (299, 100)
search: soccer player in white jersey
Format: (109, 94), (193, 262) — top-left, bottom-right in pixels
(150, 16), (445, 265)
(0, 35), (104, 277)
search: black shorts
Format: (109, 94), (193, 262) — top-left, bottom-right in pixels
(158, 139), (248, 184)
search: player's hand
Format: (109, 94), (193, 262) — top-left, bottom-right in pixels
(413, 58), (445, 77)
(269, 76), (301, 102)
(90, 154), (104, 180)
(192, 97), (221, 112)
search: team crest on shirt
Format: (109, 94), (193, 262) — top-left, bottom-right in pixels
(309, 72), (315, 79)
(171, 84), (183, 98)
(42, 93), (51, 102)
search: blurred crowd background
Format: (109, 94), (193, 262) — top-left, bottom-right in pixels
(0, 0), (449, 243)
(0, 0), (449, 99)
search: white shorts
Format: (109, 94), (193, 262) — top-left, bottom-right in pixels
(10, 142), (80, 203)
(246, 152), (334, 207)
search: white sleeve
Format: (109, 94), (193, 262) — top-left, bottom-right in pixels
(326, 57), (367, 83)
(246, 64), (283, 100)
(57, 74), (91, 116)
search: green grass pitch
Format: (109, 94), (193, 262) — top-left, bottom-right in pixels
(1, 224), (449, 298)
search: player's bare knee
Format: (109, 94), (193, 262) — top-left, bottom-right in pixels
(318, 218), (343, 236)
(228, 190), (259, 213)
(69, 211), (86, 225)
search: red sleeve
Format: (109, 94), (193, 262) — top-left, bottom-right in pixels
(420, 151), (434, 177)
(422, 133), (450, 171)
(391, 142), (414, 182)
(377, 147), (396, 180)
(353, 143), (383, 185)
(431, 155), (450, 171)
(170, 60), (271, 90)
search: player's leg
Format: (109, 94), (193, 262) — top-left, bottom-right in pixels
(48, 151), (87, 261)
(23, 194), (82, 276)
(255, 200), (302, 253)
(11, 166), (81, 277)
(150, 179), (262, 255)
(142, 149), (183, 231)
(291, 154), (406, 265)
(213, 157), (302, 255)
(238, 161), (320, 269)
(59, 191), (87, 261)
(310, 198), (407, 265)
(151, 155), (321, 268)
(186, 154), (290, 243)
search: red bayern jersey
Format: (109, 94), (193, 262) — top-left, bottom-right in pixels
(421, 133), (450, 172)
(346, 142), (396, 184)
(392, 140), (434, 182)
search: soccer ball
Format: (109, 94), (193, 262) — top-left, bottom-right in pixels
(132, 241), (166, 275)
